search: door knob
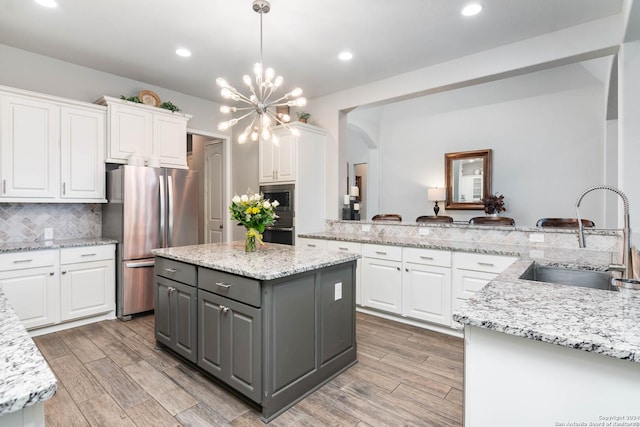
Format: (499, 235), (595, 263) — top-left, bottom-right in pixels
(219, 224), (223, 229)
(221, 306), (229, 314)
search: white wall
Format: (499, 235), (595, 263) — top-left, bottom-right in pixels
(0, 44), (227, 134)
(352, 63), (606, 226)
(307, 15), (623, 225)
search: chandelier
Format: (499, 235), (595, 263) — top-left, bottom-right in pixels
(217, 0), (307, 144)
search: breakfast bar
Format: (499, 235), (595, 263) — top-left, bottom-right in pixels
(152, 242), (359, 422)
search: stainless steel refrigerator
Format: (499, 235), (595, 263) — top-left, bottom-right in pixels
(102, 165), (199, 320)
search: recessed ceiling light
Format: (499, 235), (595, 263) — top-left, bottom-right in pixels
(34, 0), (58, 8)
(338, 51), (353, 61)
(461, 3), (482, 16)
(176, 48), (192, 57)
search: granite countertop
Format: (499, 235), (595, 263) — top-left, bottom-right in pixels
(298, 231), (612, 264)
(0, 237), (117, 253)
(453, 258), (640, 362)
(0, 290), (57, 415)
(300, 231), (640, 362)
(152, 241), (360, 281)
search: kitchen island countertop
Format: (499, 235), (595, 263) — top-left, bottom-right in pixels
(0, 290), (57, 415)
(152, 241), (360, 281)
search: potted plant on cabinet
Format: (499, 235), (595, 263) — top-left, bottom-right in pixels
(297, 111), (310, 123)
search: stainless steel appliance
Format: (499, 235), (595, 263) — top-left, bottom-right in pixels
(103, 165), (199, 320)
(260, 183), (295, 245)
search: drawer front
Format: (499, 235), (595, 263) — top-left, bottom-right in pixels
(453, 252), (516, 273)
(363, 244), (402, 261)
(61, 244), (115, 264)
(297, 238), (327, 250)
(327, 240), (361, 254)
(198, 268), (261, 308)
(403, 247), (451, 267)
(0, 250), (57, 271)
(155, 257), (197, 286)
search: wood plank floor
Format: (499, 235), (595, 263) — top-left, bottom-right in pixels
(34, 313), (463, 426)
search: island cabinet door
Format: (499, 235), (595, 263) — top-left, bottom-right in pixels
(198, 290), (262, 404)
(155, 276), (197, 363)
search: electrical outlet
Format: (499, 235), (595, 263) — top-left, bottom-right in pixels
(529, 233), (544, 243)
(334, 282), (342, 301)
(419, 228), (430, 236)
(44, 228), (54, 240)
(361, 224), (371, 232)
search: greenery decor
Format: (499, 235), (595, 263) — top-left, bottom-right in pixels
(119, 95), (181, 112)
(229, 192), (279, 252)
(297, 111), (310, 122)
(481, 193), (506, 215)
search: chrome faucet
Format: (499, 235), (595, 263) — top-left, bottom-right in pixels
(575, 185), (633, 279)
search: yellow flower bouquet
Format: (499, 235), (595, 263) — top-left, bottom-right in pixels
(229, 192), (279, 252)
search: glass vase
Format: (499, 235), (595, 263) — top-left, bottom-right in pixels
(245, 228), (257, 253)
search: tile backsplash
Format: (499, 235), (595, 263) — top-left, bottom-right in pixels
(0, 203), (101, 242)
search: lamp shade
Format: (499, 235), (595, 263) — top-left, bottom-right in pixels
(428, 187), (446, 201)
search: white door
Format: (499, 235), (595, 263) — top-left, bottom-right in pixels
(0, 266), (59, 329)
(205, 142), (224, 243)
(402, 263), (451, 325)
(275, 134), (297, 182)
(152, 113), (188, 168)
(0, 94), (59, 199)
(60, 259), (115, 321)
(60, 106), (106, 200)
(362, 257), (402, 314)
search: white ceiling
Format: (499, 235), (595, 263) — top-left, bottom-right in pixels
(0, 0), (623, 104)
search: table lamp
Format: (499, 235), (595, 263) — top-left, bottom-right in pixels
(428, 188), (446, 216)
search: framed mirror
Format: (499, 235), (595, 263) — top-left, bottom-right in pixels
(445, 149), (492, 210)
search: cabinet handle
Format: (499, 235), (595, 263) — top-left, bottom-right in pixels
(396, 267), (401, 271)
(405, 268), (409, 272)
(167, 286), (176, 294)
(13, 259), (33, 264)
(81, 253), (97, 257)
(338, 247), (349, 251)
(419, 256), (434, 260)
(307, 244), (316, 248)
(375, 251), (387, 255)
(221, 305), (229, 314)
(215, 282), (231, 289)
(49, 272), (55, 276)
(165, 268), (178, 273)
(62, 182), (66, 195)
(2, 179), (5, 194)
(477, 262), (495, 267)
(62, 270), (67, 274)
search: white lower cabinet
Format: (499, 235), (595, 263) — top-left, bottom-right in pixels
(60, 245), (115, 321)
(452, 252), (517, 326)
(0, 244), (115, 332)
(0, 250), (59, 329)
(362, 244), (402, 314)
(402, 248), (452, 326)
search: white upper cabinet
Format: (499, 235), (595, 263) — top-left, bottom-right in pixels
(98, 96), (192, 168)
(0, 86), (107, 202)
(60, 106), (106, 200)
(259, 133), (296, 183)
(0, 94), (59, 199)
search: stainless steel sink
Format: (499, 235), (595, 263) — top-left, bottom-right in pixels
(519, 263), (619, 291)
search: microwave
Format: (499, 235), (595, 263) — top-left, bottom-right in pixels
(260, 184), (294, 217)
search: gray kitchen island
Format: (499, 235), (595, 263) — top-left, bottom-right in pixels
(151, 241), (359, 422)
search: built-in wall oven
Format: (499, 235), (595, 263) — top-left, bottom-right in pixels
(260, 183), (295, 245)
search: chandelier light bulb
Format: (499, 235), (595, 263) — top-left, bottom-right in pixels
(274, 76), (283, 87)
(290, 88), (303, 97)
(251, 130), (259, 141)
(265, 68), (275, 82)
(243, 74), (253, 87)
(216, 78), (229, 88)
(262, 128), (271, 140)
(238, 132), (248, 144)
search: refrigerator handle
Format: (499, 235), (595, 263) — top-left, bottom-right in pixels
(167, 174), (174, 247)
(159, 174), (166, 248)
